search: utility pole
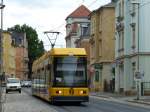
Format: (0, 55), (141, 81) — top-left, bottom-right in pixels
(0, 0), (4, 74)
(44, 31), (60, 49)
(0, 0), (5, 112)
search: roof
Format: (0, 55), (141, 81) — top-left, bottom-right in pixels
(66, 5), (91, 19)
(102, 2), (115, 8)
(90, 2), (115, 16)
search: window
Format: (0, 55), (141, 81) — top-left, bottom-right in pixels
(11, 39), (15, 46)
(19, 38), (22, 44)
(131, 3), (136, 16)
(95, 71), (99, 82)
(99, 40), (102, 57)
(118, 0), (124, 18)
(81, 26), (88, 36)
(119, 2), (121, 17)
(121, 31), (124, 49)
(91, 43), (95, 59)
(132, 62), (136, 88)
(118, 31), (124, 51)
(53, 57), (87, 87)
(118, 32), (121, 50)
(99, 15), (102, 30)
(122, 0), (124, 17)
(93, 19), (96, 33)
(132, 26), (136, 49)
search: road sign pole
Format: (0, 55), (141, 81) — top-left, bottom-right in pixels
(136, 80), (140, 100)
(135, 71), (142, 100)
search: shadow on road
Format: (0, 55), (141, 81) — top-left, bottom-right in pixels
(54, 102), (88, 107)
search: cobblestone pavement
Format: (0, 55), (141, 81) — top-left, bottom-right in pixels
(4, 88), (150, 112)
(4, 90), (57, 112)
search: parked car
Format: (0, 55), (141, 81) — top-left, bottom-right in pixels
(21, 80), (32, 87)
(6, 78), (21, 93)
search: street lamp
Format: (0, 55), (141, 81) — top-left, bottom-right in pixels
(0, 0), (5, 112)
(0, 0), (5, 74)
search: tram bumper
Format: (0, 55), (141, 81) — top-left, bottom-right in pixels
(51, 96), (89, 102)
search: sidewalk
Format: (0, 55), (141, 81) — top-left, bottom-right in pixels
(90, 92), (150, 105)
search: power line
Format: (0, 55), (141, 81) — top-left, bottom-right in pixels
(88, 0), (98, 7)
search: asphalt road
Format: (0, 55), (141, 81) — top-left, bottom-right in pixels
(4, 88), (150, 112)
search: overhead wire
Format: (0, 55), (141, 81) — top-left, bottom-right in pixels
(43, 0), (101, 48)
(44, 0), (150, 48)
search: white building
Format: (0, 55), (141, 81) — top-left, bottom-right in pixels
(65, 5), (91, 48)
(115, 0), (150, 95)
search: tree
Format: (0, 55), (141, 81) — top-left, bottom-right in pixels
(8, 24), (45, 79)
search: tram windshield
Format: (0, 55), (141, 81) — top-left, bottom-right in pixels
(53, 56), (87, 87)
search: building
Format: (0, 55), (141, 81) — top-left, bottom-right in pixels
(65, 5), (91, 48)
(75, 20), (91, 64)
(89, 3), (115, 92)
(75, 38), (90, 64)
(3, 31), (16, 78)
(115, 0), (150, 95)
(11, 32), (29, 80)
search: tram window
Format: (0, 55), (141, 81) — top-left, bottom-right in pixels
(56, 77), (62, 82)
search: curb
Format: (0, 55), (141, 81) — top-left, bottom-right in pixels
(127, 100), (150, 105)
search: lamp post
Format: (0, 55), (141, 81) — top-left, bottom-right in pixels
(0, 0), (5, 112)
(0, 0), (5, 75)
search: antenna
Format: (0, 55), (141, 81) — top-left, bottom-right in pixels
(44, 31), (60, 49)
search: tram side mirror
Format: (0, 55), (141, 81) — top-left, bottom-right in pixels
(47, 64), (51, 70)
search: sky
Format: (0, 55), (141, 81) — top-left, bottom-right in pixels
(4, 0), (111, 51)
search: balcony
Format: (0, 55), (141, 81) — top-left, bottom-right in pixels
(116, 21), (124, 32)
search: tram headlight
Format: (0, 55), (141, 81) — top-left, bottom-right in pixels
(80, 90), (84, 94)
(58, 90), (62, 94)
(56, 90), (62, 94)
(80, 90), (86, 94)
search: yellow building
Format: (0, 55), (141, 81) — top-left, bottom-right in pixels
(89, 3), (115, 92)
(3, 31), (16, 78)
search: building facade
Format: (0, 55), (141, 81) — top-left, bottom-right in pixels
(3, 31), (16, 78)
(89, 3), (115, 92)
(65, 5), (91, 48)
(75, 22), (91, 64)
(12, 32), (29, 80)
(115, 0), (150, 95)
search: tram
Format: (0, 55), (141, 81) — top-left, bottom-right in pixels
(32, 48), (89, 103)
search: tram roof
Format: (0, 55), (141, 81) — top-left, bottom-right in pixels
(50, 48), (87, 56)
(32, 48), (87, 70)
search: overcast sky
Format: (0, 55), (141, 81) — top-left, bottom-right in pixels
(4, 0), (111, 50)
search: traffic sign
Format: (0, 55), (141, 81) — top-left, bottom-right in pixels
(135, 71), (142, 79)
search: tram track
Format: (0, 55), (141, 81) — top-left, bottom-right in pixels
(22, 88), (89, 112)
